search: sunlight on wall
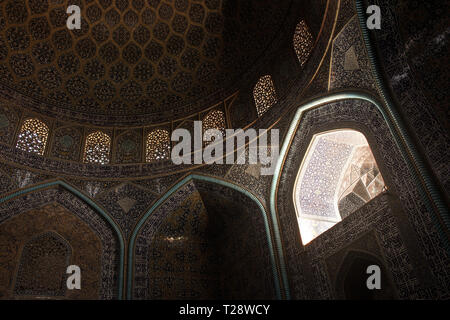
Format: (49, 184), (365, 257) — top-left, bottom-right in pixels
(293, 129), (385, 244)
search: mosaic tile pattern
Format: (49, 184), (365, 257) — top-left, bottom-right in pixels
(329, 16), (376, 91)
(115, 129), (142, 164)
(0, 187), (121, 299)
(0, 0), (294, 125)
(0, 202), (108, 299)
(296, 137), (352, 219)
(133, 179), (277, 299)
(371, 0), (450, 194)
(0, 102), (20, 146)
(50, 125), (83, 161)
(14, 231), (71, 297)
(96, 183), (159, 238)
(294, 130), (385, 244)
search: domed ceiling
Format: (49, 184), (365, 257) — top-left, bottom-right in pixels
(0, 0), (293, 125)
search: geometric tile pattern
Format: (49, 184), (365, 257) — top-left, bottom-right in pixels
(96, 183), (159, 238)
(0, 0), (292, 124)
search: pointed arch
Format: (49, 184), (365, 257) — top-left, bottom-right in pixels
(270, 91), (450, 297)
(335, 250), (396, 299)
(0, 180), (125, 299)
(128, 174), (289, 300)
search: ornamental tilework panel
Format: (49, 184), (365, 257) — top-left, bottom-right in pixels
(325, 231), (397, 299)
(371, 0), (450, 194)
(133, 172), (188, 195)
(296, 137), (352, 220)
(14, 231), (71, 297)
(197, 162), (232, 179)
(3, 165), (52, 190)
(276, 99), (450, 299)
(115, 130), (142, 164)
(225, 149), (272, 207)
(0, 103), (20, 146)
(335, 0), (356, 35)
(133, 180), (277, 299)
(329, 16), (376, 91)
(65, 179), (119, 199)
(0, 203), (104, 299)
(0, 187), (121, 299)
(50, 126), (82, 161)
(96, 183), (159, 238)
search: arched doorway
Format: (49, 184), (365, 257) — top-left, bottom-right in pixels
(130, 174), (284, 300)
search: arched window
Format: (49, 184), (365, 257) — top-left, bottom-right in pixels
(83, 131), (111, 164)
(253, 75), (277, 117)
(14, 232), (70, 297)
(293, 20), (314, 66)
(16, 118), (49, 155)
(202, 110), (226, 143)
(146, 129), (171, 162)
(293, 129), (385, 244)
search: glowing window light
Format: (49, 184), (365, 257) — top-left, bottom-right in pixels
(293, 129), (385, 244)
(146, 129), (171, 162)
(83, 131), (111, 164)
(253, 75), (277, 117)
(16, 118), (49, 155)
(293, 20), (314, 66)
